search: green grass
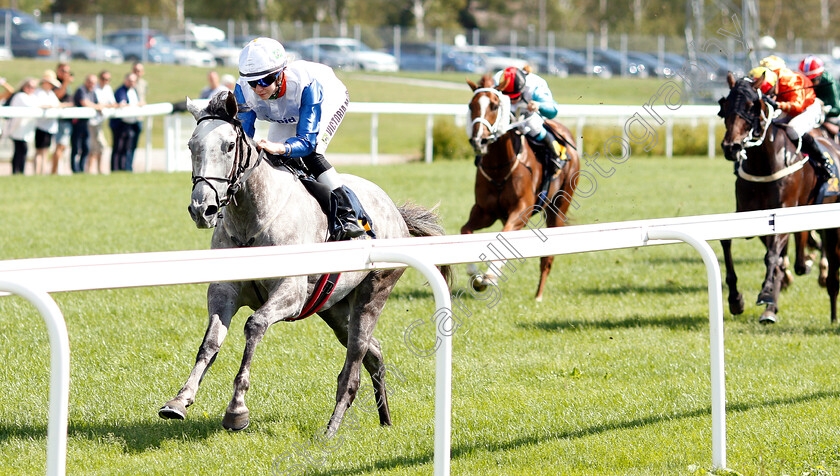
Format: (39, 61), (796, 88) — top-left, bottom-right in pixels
(1, 157), (840, 475)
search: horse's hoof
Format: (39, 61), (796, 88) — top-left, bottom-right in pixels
(223, 410), (250, 431)
(756, 291), (775, 306)
(470, 275), (488, 292)
(729, 294), (745, 315)
(534, 294), (543, 303)
(159, 401), (187, 420)
(795, 259), (813, 276)
(759, 311), (777, 325)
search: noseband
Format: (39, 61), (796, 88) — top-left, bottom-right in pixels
(469, 87), (512, 145)
(191, 114), (263, 212)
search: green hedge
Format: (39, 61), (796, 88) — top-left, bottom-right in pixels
(427, 117), (726, 160)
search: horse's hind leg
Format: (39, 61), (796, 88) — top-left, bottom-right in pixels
(325, 269), (403, 437)
(720, 239), (745, 315)
(824, 229), (840, 322)
(160, 282), (238, 420)
(793, 230), (813, 276)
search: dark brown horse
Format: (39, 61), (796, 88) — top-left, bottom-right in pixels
(462, 74), (580, 301)
(719, 72), (821, 324)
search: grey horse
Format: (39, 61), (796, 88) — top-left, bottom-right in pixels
(159, 92), (450, 434)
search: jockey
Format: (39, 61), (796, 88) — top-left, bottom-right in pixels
(799, 55), (840, 126)
(234, 37), (368, 241)
(760, 55), (833, 180)
(493, 66), (566, 184)
(747, 66), (777, 95)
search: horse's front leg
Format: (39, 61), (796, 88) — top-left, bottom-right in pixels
(462, 204), (498, 291)
(720, 239), (745, 315)
(223, 278), (307, 431)
(160, 282), (239, 420)
(757, 233), (788, 324)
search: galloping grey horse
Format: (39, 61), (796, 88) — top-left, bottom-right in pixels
(159, 92), (449, 434)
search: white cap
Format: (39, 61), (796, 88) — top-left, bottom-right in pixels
(238, 37), (288, 80)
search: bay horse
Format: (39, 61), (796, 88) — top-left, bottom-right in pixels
(159, 92), (450, 434)
(462, 73), (580, 301)
(719, 72), (821, 324)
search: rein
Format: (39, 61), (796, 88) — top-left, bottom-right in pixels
(191, 114), (263, 213)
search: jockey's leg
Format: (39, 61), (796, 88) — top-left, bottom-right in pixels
(792, 102), (834, 181)
(302, 152), (366, 241)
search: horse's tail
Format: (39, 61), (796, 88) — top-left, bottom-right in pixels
(398, 202), (453, 287)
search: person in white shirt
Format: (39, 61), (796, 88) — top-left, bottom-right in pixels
(88, 70), (117, 174)
(33, 70), (62, 175)
(6, 78), (39, 174)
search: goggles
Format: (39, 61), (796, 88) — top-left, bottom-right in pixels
(247, 72), (278, 89)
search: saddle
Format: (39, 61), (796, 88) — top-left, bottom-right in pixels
(263, 152), (375, 240)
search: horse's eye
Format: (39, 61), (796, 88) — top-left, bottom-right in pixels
(225, 142), (235, 153)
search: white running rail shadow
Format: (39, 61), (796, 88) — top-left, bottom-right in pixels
(3, 203), (840, 475)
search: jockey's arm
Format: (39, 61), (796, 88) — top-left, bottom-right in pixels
(285, 79), (323, 157)
(234, 84), (257, 138)
(529, 86), (558, 119)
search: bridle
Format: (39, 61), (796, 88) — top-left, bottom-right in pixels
(191, 114), (263, 213)
(469, 87), (512, 146)
(720, 79), (780, 152)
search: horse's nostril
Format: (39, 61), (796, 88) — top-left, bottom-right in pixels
(204, 205), (218, 218)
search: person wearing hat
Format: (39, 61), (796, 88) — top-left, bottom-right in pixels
(234, 37), (370, 241)
(33, 70), (62, 175)
(759, 55), (833, 181)
(493, 65), (567, 193)
(799, 55), (840, 133)
(748, 66), (778, 95)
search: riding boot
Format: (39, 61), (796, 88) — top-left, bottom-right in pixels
(536, 132), (564, 200)
(802, 133), (833, 181)
(329, 186), (368, 241)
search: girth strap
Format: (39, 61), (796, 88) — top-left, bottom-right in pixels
(284, 273), (342, 321)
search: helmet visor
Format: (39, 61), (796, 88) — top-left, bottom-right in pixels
(247, 71), (278, 89)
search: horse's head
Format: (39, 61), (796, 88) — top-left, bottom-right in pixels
(186, 91), (259, 228)
(719, 72), (767, 161)
(466, 74), (511, 156)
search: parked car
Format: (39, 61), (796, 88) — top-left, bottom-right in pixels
(297, 37), (398, 72)
(0, 9), (64, 58)
(171, 34), (240, 67)
(286, 41), (351, 70)
(60, 34), (123, 63)
(104, 29), (215, 67)
(388, 42), (482, 72)
(451, 45), (528, 73)
(492, 45), (562, 75)
(532, 47), (611, 78)
(576, 48), (649, 78)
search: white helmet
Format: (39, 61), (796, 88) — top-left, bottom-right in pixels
(238, 37), (288, 81)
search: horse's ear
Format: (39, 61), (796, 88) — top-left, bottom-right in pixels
(185, 97), (203, 120)
(751, 72), (764, 90)
(224, 91), (238, 118)
(726, 71), (736, 89)
(466, 78), (478, 91)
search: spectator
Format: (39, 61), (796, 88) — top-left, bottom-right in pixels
(71, 74), (100, 174)
(6, 78), (39, 174)
(33, 70), (62, 175)
(221, 74), (236, 91)
(52, 62), (75, 174)
(127, 62), (147, 171)
(0, 77), (13, 102)
(110, 73), (140, 172)
(88, 70), (116, 174)
(200, 70), (228, 99)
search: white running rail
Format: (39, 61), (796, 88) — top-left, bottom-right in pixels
(3, 203), (840, 475)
